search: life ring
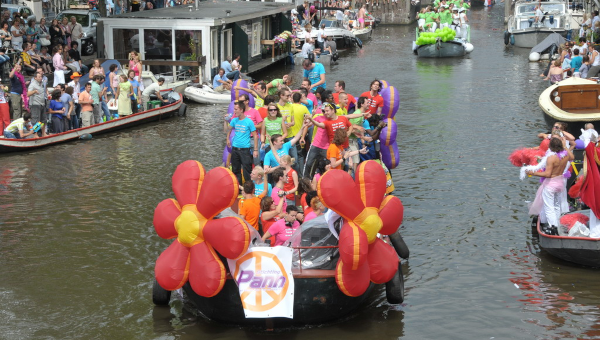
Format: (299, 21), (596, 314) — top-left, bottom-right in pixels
(389, 231), (410, 259)
(152, 278), (172, 306)
(178, 103), (187, 117)
(385, 262), (404, 304)
(504, 31), (511, 45)
(354, 36), (363, 49)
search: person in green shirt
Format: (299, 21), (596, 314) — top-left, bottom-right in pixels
(261, 102), (287, 149)
(266, 74), (293, 96)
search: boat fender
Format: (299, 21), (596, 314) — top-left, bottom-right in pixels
(79, 134), (93, 140)
(530, 216), (539, 236)
(504, 31), (510, 45)
(152, 278), (172, 306)
(354, 37), (363, 49)
(510, 34), (515, 45)
(389, 231), (410, 259)
(464, 43), (474, 53)
(178, 103), (187, 117)
(385, 262), (404, 304)
(529, 52), (541, 62)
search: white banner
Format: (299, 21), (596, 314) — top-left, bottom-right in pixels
(227, 247), (295, 319)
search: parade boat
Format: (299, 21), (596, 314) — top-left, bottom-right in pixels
(538, 77), (600, 133)
(151, 160), (408, 328)
(175, 215), (393, 326)
(506, 0), (572, 48)
(183, 84), (231, 105)
(534, 211), (600, 267)
(413, 27), (474, 58)
(0, 92), (186, 154)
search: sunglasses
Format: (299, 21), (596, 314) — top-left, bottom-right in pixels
(269, 109), (278, 111)
(553, 125), (560, 129)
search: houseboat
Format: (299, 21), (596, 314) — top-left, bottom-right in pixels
(98, 1), (296, 83)
(506, 0), (572, 48)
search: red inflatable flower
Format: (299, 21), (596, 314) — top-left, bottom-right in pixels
(153, 160), (251, 297)
(317, 160), (404, 297)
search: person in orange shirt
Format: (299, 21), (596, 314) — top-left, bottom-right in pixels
(238, 171), (268, 231)
(327, 128), (367, 171)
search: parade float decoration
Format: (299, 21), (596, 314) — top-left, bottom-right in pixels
(415, 27), (457, 45)
(378, 84), (400, 169)
(317, 160), (404, 297)
(153, 160), (251, 297)
(230, 79), (256, 108)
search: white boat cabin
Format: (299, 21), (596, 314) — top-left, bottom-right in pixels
(98, 1), (295, 83)
(513, 1), (569, 30)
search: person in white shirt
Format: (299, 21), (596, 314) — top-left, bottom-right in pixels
(316, 23), (326, 50)
(592, 10), (600, 29)
(141, 77), (167, 111)
(301, 38), (316, 59)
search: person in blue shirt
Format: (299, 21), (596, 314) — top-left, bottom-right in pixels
(221, 56), (240, 81)
(571, 48), (583, 74)
(302, 58), (326, 92)
(227, 100), (259, 185)
(263, 121), (308, 174)
(48, 89), (66, 133)
(212, 68), (232, 92)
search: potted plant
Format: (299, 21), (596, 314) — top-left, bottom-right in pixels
(261, 45), (268, 59)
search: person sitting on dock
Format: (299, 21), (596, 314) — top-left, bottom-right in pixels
(3, 112), (36, 139)
(527, 137), (575, 235)
(221, 56), (240, 81)
(212, 68), (232, 92)
(570, 49), (583, 77)
(300, 37), (317, 60)
(141, 77), (167, 111)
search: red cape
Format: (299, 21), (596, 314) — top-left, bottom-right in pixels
(581, 143), (600, 218)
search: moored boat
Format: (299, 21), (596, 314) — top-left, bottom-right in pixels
(0, 92), (186, 154)
(296, 18), (359, 49)
(506, 0), (572, 48)
(351, 26), (372, 41)
(184, 84), (231, 105)
(538, 77), (600, 133)
(536, 211), (600, 267)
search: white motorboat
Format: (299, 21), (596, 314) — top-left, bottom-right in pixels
(184, 84), (231, 105)
(296, 18), (359, 49)
(506, 0), (572, 48)
(351, 26), (372, 43)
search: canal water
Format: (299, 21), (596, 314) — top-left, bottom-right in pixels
(2, 4), (600, 340)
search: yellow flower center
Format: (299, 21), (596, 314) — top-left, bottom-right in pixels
(356, 207), (383, 243)
(175, 204), (206, 246)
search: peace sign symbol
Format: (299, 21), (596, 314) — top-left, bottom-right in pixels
(233, 251), (290, 312)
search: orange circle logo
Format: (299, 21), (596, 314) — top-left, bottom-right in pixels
(233, 251), (290, 312)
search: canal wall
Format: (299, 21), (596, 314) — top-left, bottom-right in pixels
(360, 0), (418, 24)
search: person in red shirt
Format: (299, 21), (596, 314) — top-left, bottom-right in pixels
(306, 102), (353, 149)
(360, 79), (384, 115)
(332, 80), (356, 111)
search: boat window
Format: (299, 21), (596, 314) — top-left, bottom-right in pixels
(517, 3), (564, 15)
(144, 28), (173, 75)
(113, 28), (139, 59)
(320, 19), (337, 28)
